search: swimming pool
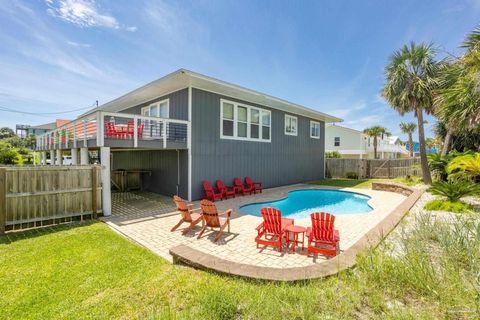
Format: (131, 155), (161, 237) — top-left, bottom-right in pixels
(239, 189), (373, 219)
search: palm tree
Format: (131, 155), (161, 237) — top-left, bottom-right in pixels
(363, 126), (390, 159)
(383, 42), (438, 184)
(399, 122), (416, 157)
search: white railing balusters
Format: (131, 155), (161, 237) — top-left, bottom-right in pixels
(133, 116), (138, 148)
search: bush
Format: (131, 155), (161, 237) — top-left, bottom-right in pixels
(345, 171), (358, 179)
(326, 151), (341, 158)
(428, 180), (480, 202)
(424, 199), (473, 213)
(0, 141), (19, 164)
(446, 153), (480, 182)
(427, 153), (450, 181)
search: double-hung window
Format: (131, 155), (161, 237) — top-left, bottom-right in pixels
(310, 121), (320, 139)
(334, 137), (341, 147)
(284, 114), (297, 136)
(141, 99), (169, 118)
(220, 99), (271, 142)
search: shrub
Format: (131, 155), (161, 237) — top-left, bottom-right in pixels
(424, 199), (473, 213)
(326, 151), (341, 158)
(446, 153), (480, 182)
(427, 153), (450, 181)
(0, 141), (19, 164)
(345, 171), (358, 179)
(428, 180), (480, 202)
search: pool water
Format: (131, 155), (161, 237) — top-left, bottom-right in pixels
(239, 189), (373, 219)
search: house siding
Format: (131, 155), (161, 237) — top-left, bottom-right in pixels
(111, 150), (188, 199)
(120, 88), (189, 120)
(190, 88), (325, 200)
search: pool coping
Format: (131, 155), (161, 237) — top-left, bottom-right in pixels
(170, 183), (424, 281)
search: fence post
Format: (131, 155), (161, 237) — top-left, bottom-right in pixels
(91, 166), (97, 219)
(0, 168), (6, 235)
(387, 160), (391, 179)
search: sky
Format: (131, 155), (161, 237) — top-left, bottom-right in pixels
(0, 0), (479, 140)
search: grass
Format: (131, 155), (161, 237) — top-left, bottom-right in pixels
(311, 176), (424, 189)
(310, 178), (382, 189)
(1, 217), (479, 319)
(424, 199), (474, 213)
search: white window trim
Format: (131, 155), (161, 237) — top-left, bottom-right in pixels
(141, 98), (170, 118)
(284, 114), (298, 136)
(220, 99), (271, 142)
(310, 121), (320, 139)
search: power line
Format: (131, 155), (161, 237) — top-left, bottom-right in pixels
(0, 102), (97, 116)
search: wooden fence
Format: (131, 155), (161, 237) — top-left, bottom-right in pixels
(325, 158), (422, 179)
(0, 165), (102, 234)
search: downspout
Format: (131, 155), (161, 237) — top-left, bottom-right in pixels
(176, 149), (180, 195)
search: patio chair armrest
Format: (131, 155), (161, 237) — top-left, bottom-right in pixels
(254, 182), (262, 187)
(255, 222), (264, 232)
(225, 209), (232, 218)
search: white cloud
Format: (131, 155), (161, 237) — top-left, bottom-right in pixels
(46, 0), (119, 29)
(66, 40), (91, 48)
(126, 26), (137, 32)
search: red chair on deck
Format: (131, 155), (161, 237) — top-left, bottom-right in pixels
(203, 181), (223, 202)
(255, 208), (294, 252)
(245, 176), (262, 193)
(306, 212), (340, 257)
(216, 180), (236, 199)
(233, 177), (254, 195)
(105, 122), (120, 139)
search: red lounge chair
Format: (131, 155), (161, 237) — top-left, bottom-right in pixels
(203, 181), (223, 202)
(216, 180), (235, 199)
(198, 200), (232, 242)
(170, 196), (203, 235)
(233, 177), (254, 195)
(245, 176), (262, 193)
(306, 212), (340, 257)
(255, 207), (294, 252)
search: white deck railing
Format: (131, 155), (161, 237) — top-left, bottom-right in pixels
(35, 111), (190, 150)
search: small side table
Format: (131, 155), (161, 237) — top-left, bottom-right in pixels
(284, 225), (307, 252)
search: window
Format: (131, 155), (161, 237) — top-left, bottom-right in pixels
(141, 99), (169, 118)
(284, 115), (297, 136)
(334, 137), (340, 147)
(310, 121), (320, 139)
(220, 99), (271, 142)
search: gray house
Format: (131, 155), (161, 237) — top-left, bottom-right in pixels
(35, 69), (341, 214)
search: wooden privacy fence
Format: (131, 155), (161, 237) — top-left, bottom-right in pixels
(325, 158), (422, 179)
(0, 165), (102, 234)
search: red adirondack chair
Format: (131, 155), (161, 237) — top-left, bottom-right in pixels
(198, 200), (232, 242)
(216, 180), (235, 199)
(203, 181), (223, 202)
(105, 122), (120, 138)
(306, 212), (340, 257)
(245, 176), (262, 193)
(233, 177), (254, 195)
(255, 207), (294, 252)
(170, 196), (203, 235)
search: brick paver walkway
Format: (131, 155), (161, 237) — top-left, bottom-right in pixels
(104, 184), (406, 268)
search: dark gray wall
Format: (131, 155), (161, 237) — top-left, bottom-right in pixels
(190, 88), (325, 200)
(112, 150), (188, 199)
(121, 88), (188, 120)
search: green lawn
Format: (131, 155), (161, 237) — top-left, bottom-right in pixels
(311, 177), (424, 189)
(1, 218), (479, 319)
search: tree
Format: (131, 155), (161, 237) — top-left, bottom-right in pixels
(0, 127), (15, 139)
(436, 26), (480, 131)
(399, 122), (416, 157)
(383, 42), (438, 184)
(0, 141), (19, 164)
(363, 126), (390, 159)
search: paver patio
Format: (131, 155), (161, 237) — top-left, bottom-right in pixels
(103, 184), (406, 269)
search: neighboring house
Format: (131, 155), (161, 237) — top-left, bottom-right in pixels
(36, 69), (341, 208)
(16, 120), (71, 138)
(325, 124), (409, 159)
(406, 142), (437, 157)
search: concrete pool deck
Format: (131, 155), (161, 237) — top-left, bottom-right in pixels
(104, 183), (423, 280)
